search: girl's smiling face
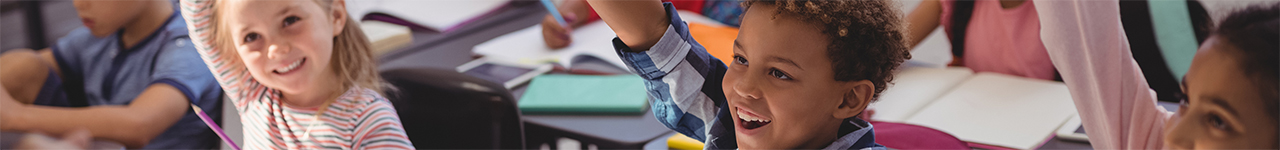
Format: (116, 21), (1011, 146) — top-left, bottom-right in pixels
(723, 4), (876, 149)
(220, 0), (347, 106)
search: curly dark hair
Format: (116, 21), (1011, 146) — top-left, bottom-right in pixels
(1213, 2), (1279, 117)
(742, 0), (911, 101)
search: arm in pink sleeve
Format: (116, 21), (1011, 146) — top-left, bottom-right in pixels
(1034, 0), (1174, 149)
(179, 0), (272, 109)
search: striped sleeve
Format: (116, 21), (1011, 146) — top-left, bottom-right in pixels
(352, 96), (414, 149)
(179, 0), (274, 108)
(612, 3), (730, 142)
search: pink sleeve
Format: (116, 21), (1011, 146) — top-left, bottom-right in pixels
(938, 0), (954, 36)
(1034, 0), (1174, 149)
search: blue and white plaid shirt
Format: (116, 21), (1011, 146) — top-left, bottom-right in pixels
(611, 3), (884, 150)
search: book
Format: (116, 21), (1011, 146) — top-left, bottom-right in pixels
(473, 21), (630, 71)
(346, 0), (508, 32)
(517, 74), (649, 115)
(870, 67), (1078, 149)
(359, 20), (413, 56)
(472, 11), (727, 72)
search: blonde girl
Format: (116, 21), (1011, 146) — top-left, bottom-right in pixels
(179, 0), (414, 149)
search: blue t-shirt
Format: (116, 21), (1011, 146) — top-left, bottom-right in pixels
(49, 12), (223, 149)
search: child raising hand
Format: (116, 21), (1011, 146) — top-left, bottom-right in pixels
(179, 0), (413, 149)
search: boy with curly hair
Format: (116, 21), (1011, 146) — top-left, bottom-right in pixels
(589, 0), (909, 149)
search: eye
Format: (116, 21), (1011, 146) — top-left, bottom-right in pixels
(733, 55), (749, 66)
(243, 33), (260, 43)
(282, 16), (301, 27)
(1206, 114), (1230, 130)
(768, 69), (792, 80)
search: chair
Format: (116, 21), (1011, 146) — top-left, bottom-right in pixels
(380, 67), (525, 149)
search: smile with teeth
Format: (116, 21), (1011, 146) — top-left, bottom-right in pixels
(737, 109), (771, 130)
(273, 58), (305, 74)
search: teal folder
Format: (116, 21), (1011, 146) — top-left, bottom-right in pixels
(518, 74), (649, 115)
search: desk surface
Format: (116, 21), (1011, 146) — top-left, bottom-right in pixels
(375, 2), (674, 149)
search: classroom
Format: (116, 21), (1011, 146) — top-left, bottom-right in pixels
(0, 0), (1275, 149)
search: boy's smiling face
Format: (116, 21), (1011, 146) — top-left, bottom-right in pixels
(724, 4), (876, 149)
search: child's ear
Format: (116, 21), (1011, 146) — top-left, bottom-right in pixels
(329, 0), (349, 37)
(833, 80), (874, 119)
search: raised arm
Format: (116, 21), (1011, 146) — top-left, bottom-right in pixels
(180, 0), (271, 108)
(905, 0), (942, 49)
(587, 0), (670, 50)
(590, 0), (734, 142)
(1035, 0), (1172, 149)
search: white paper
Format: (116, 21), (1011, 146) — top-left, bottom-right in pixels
(347, 0), (509, 31)
(902, 72), (1077, 149)
(870, 67), (975, 122)
(473, 21), (627, 69)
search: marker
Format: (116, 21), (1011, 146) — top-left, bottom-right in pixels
(540, 0), (570, 27)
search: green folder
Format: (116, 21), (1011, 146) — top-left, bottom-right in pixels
(518, 74), (649, 115)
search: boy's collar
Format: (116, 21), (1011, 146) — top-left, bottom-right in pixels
(115, 12), (180, 52)
(823, 118), (881, 150)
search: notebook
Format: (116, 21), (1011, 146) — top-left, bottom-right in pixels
(473, 21), (629, 70)
(517, 74), (649, 115)
(870, 67), (1078, 149)
(346, 0), (508, 32)
(359, 20), (413, 56)
(472, 11), (728, 71)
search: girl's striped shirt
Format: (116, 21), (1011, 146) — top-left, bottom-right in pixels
(178, 0), (414, 149)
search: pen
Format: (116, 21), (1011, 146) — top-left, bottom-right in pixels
(540, 0), (570, 27)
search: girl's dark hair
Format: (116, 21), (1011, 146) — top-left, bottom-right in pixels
(1214, 2), (1279, 116)
(742, 0), (911, 101)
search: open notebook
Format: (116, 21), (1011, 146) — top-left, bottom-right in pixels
(473, 21), (629, 70)
(346, 0), (509, 32)
(870, 67), (1078, 149)
(473, 11), (728, 72)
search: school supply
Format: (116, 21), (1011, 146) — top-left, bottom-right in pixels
(473, 21), (629, 70)
(359, 20), (413, 56)
(192, 104), (240, 150)
(517, 74), (648, 115)
(539, 0), (569, 27)
(472, 11), (729, 72)
(666, 133), (703, 150)
(870, 67), (1078, 149)
(346, 0), (509, 32)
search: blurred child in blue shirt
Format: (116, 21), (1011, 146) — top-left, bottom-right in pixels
(0, 0), (223, 149)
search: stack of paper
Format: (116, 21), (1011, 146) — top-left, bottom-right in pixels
(359, 21), (413, 56)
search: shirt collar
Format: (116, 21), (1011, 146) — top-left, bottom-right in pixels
(822, 118), (883, 150)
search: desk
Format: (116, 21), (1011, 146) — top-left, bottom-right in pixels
(374, 2), (673, 149)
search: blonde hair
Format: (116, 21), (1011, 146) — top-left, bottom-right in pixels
(209, 0), (388, 94)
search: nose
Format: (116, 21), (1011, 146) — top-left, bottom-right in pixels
(266, 39), (291, 60)
(733, 73), (764, 100)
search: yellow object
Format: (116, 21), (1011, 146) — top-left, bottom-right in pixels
(667, 133), (705, 150)
(687, 23), (739, 65)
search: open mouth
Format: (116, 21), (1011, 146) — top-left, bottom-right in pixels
(273, 58), (306, 74)
(737, 109), (772, 130)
